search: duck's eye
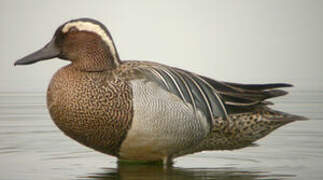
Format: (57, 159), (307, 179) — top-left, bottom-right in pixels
(68, 27), (78, 33)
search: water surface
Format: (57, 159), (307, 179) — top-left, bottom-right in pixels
(0, 90), (322, 180)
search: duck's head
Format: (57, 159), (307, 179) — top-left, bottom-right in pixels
(15, 18), (121, 71)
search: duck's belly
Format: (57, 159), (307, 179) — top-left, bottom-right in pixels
(118, 79), (210, 161)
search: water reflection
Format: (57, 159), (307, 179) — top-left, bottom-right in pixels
(79, 163), (294, 180)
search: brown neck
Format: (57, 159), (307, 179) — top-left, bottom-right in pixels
(65, 32), (121, 72)
(72, 45), (120, 72)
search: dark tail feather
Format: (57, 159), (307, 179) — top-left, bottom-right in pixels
(225, 82), (293, 91)
(199, 76), (296, 108)
(263, 89), (289, 99)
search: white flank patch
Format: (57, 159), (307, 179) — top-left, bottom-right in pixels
(119, 79), (210, 161)
(62, 21), (119, 65)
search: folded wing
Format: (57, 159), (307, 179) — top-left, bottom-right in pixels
(135, 64), (228, 128)
(134, 62), (292, 123)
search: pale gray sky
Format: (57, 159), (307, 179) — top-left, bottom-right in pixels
(1, 0), (322, 92)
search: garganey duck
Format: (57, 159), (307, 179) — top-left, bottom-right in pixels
(14, 18), (307, 164)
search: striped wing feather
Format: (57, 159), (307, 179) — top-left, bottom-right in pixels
(135, 65), (228, 128)
(135, 63), (292, 120)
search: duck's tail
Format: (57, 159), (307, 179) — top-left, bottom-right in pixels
(224, 106), (308, 148)
(269, 109), (309, 122)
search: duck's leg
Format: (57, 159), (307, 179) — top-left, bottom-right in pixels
(163, 156), (173, 167)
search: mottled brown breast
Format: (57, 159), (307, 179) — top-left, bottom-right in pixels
(47, 65), (133, 156)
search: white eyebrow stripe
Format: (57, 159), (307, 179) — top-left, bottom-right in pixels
(62, 21), (119, 65)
